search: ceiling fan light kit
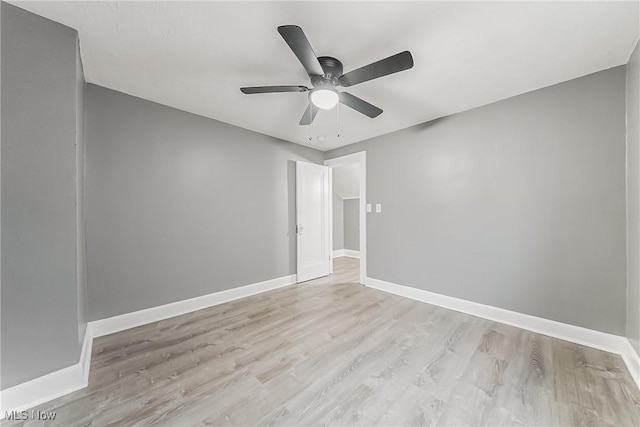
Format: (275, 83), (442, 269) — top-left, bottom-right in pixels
(310, 88), (339, 109)
(240, 25), (414, 126)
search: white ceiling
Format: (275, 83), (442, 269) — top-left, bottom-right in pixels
(333, 163), (360, 199)
(13, 1), (639, 151)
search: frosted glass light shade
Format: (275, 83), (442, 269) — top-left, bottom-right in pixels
(310, 89), (339, 109)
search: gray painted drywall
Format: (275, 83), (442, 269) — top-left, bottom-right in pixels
(333, 193), (344, 250)
(326, 66), (627, 335)
(1, 3), (82, 388)
(627, 39), (640, 354)
(76, 41), (88, 347)
(344, 199), (360, 251)
(85, 84), (324, 320)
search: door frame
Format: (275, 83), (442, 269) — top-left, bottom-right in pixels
(324, 151), (367, 284)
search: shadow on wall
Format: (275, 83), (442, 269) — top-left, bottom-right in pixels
(409, 116), (450, 134)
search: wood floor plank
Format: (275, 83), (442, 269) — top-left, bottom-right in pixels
(3, 256), (640, 426)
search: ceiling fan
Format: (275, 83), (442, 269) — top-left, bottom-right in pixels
(240, 25), (414, 125)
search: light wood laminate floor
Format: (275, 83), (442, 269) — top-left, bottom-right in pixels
(4, 256), (640, 426)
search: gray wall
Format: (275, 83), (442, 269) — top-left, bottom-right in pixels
(344, 199), (360, 251)
(326, 66), (627, 335)
(627, 39), (640, 354)
(76, 42), (88, 347)
(1, 3), (85, 389)
(85, 84), (323, 320)
(333, 193), (344, 250)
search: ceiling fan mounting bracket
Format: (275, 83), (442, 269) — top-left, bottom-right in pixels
(318, 56), (343, 81)
(309, 56), (344, 87)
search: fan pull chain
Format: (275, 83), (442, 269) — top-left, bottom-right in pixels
(308, 103), (313, 142)
(336, 102), (340, 139)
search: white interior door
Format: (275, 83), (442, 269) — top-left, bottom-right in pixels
(296, 161), (331, 282)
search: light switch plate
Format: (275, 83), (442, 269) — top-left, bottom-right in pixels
(366, 203), (372, 213)
(376, 204), (382, 213)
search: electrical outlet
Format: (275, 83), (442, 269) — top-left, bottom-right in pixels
(376, 204), (382, 213)
(366, 204), (372, 213)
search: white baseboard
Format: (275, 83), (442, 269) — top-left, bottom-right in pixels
(90, 274), (297, 338)
(0, 324), (93, 417)
(621, 340), (640, 387)
(343, 249), (360, 258)
(365, 276), (640, 390)
(0, 274), (296, 416)
(332, 249), (360, 258)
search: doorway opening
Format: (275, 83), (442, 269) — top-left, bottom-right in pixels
(325, 152), (366, 284)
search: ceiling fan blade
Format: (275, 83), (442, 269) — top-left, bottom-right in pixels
(339, 51), (414, 87)
(299, 103), (319, 125)
(277, 25), (325, 77)
(240, 85), (309, 94)
(339, 92), (383, 118)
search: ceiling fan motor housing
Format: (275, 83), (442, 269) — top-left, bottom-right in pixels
(312, 56), (344, 87)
